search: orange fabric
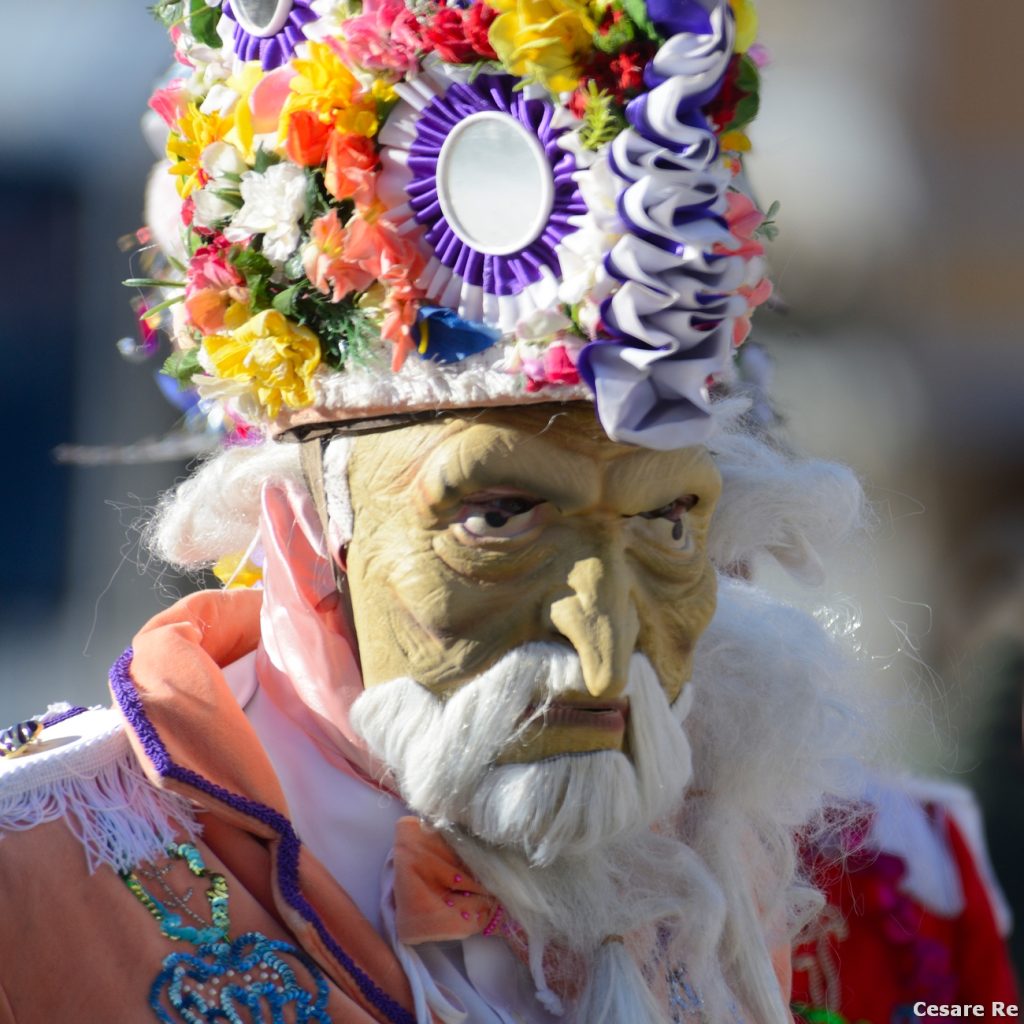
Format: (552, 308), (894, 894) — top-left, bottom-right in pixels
(392, 817), (502, 944)
(121, 590), (420, 1023)
(0, 819), (383, 1024)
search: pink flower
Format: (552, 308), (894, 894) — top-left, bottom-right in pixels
(342, 0), (423, 73)
(523, 344), (581, 391)
(149, 80), (186, 129)
(542, 344), (581, 385)
(185, 238), (250, 333)
(717, 191), (773, 346)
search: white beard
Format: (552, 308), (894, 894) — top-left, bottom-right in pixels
(351, 645), (715, 1023)
(349, 643), (694, 866)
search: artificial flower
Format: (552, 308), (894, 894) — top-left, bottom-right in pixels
(221, 62), (271, 160)
(323, 132), (378, 207)
(283, 41), (379, 140)
(224, 162), (308, 264)
(166, 104), (233, 197)
(464, 4), (499, 60)
(422, 8), (479, 64)
(149, 80), (186, 129)
(718, 191), (772, 345)
(729, 0), (758, 54)
(421, 6), (497, 64)
(185, 238), (251, 334)
(191, 141), (249, 229)
(515, 306), (574, 342)
(416, 307), (501, 364)
(340, 0), (424, 74)
(203, 309), (321, 418)
(303, 210), (378, 301)
(285, 110), (333, 167)
(486, 0), (596, 94)
(213, 552), (264, 589)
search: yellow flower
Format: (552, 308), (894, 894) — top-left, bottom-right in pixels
(283, 41), (379, 140)
(719, 128), (752, 153)
(167, 104), (232, 198)
(224, 61), (266, 161)
(204, 309), (321, 419)
(487, 0), (596, 94)
(213, 552), (263, 589)
(729, 0), (758, 54)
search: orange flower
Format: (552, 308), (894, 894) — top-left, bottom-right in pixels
(286, 110), (333, 166)
(324, 132), (379, 208)
(303, 211), (378, 301)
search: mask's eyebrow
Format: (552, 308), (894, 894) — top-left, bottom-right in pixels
(414, 432), (604, 517)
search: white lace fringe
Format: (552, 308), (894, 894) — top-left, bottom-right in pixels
(0, 745), (199, 874)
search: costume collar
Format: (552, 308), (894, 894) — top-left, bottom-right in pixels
(110, 588), (419, 1024)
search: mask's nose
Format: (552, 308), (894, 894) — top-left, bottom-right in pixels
(548, 551), (640, 699)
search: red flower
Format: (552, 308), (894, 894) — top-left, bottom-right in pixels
(424, 7), (476, 63)
(423, 5), (498, 64)
(706, 55), (744, 132)
(464, 3), (498, 60)
(575, 42), (655, 107)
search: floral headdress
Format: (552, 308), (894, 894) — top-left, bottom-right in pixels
(142, 0), (771, 450)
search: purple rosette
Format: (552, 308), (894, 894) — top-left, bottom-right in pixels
(378, 70), (586, 333)
(221, 0), (317, 69)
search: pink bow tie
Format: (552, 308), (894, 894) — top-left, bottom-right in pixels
(392, 817), (505, 945)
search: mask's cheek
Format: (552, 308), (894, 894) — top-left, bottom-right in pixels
(635, 561), (719, 702)
(348, 523), (560, 692)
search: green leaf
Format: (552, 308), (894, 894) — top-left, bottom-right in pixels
(123, 277), (186, 289)
(252, 146), (282, 175)
(149, 0), (185, 29)
(724, 56), (761, 133)
(162, 347), (202, 386)
(283, 246), (307, 282)
(189, 0), (222, 48)
(144, 293), (187, 317)
(228, 245), (275, 309)
(271, 283), (303, 316)
(618, 0), (661, 42)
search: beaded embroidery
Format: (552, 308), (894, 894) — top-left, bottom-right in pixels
(122, 843), (331, 1023)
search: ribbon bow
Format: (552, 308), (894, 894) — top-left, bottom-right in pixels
(392, 817), (505, 946)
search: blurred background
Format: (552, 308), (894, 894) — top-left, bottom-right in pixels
(0, 0), (1020, 967)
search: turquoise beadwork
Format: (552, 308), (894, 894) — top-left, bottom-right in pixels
(150, 932), (331, 1024)
(123, 844), (332, 1023)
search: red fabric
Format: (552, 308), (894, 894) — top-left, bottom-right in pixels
(792, 811), (1019, 1023)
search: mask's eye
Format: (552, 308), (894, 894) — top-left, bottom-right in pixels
(637, 495), (699, 543)
(458, 495), (543, 540)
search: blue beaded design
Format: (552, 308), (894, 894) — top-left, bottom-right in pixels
(150, 932), (331, 1024)
(123, 844), (332, 1023)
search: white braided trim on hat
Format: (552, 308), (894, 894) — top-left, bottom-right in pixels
(273, 340), (593, 432)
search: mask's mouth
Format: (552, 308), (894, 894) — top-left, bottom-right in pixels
(496, 695), (633, 764)
(527, 697), (630, 732)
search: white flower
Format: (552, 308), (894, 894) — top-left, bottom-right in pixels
(515, 306), (573, 343)
(192, 142), (249, 229)
(556, 222), (616, 306)
(193, 188), (238, 229)
(224, 163), (308, 264)
(576, 151), (624, 234)
(305, 0), (356, 40)
(202, 141), (248, 180)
